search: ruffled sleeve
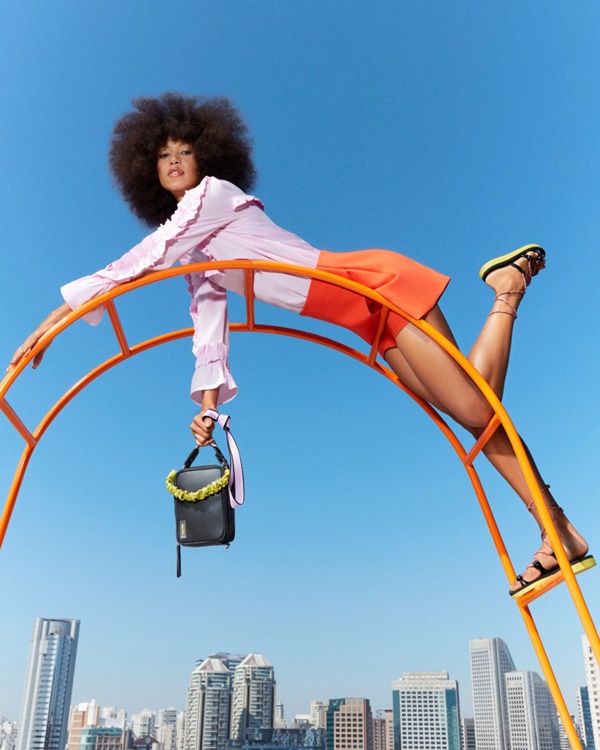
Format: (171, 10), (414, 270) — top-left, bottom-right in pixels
(61, 177), (230, 323)
(187, 271), (238, 405)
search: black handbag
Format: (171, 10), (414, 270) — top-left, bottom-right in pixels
(165, 411), (244, 577)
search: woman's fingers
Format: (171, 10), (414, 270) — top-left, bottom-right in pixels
(32, 347), (50, 369)
(190, 411), (216, 446)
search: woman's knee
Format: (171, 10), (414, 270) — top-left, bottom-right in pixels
(457, 399), (495, 431)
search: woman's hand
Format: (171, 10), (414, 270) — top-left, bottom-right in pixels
(190, 409), (217, 446)
(190, 387), (220, 446)
(8, 302), (72, 372)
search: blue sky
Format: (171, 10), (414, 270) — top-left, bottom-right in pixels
(1, 0), (600, 726)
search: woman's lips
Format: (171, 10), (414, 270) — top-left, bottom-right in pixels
(168, 168), (183, 176)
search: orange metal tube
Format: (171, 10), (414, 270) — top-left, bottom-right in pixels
(367, 308), (390, 367)
(0, 398), (37, 448)
(107, 300), (131, 355)
(517, 601), (583, 750)
(244, 269), (256, 330)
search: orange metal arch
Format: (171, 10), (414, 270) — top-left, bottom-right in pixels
(1, 260), (598, 749)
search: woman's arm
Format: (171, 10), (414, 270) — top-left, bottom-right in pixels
(8, 302), (72, 371)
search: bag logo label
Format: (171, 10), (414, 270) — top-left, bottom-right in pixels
(179, 520), (187, 539)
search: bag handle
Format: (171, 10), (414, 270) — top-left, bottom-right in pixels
(202, 410), (244, 507)
(169, 410), (244, 508)
(166, 450), (231, 503)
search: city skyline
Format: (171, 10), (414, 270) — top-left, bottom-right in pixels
(3, 632), (591, 750)
(0, 632), (600, 732)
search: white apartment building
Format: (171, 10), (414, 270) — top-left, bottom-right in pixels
(16, 618), (80, 750)
(157, 708), (178, 750)
(185, 657), (232, 750)
(391, 671), (460, 750)
(131, 709), (155, 739)
(583, 634), (600, 749)
(505, 671), (559, 750)
(230, 653), (275, 742)
(311, 702), (327, 729)
(469, 637), (515, 750)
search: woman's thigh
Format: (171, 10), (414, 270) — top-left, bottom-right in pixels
(384, 306), (493, 429)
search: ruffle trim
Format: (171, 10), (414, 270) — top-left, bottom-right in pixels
(102, 177), (212, 283)
(190, 342), (238, 405)
(232, 194), (264, 211)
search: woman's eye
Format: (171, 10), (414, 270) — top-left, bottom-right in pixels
(159, 152), (169, 159)
(181, 150), (192, 156)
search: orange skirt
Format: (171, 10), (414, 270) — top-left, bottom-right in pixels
(301, 249), (450, 356)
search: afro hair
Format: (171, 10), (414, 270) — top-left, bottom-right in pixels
(108, 92), (257, 227)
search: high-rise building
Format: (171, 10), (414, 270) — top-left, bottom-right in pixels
(230, 654), (275, 742)
(372, 713), (386, 750)
(576, 686), (595, 750)
(583, 635), (600, 750)
(200, 653), (246, 673)
(311, 702), (327, 730)
(275, 701), (286, 729)
(460, 718), (475, 750)
(469, 637), (515, 750)
(16, 618), (80, 750)
(157, 709), (178, 750)
(325, 698), (373, 750)
(505, 670), (559, 750)
(556, 714), (579, 750)
(185, 657), (232, 750)
(383, 710), (393, 750)
(68, 700), (100, 750)
(177, 711), (186, 750)
(131, 710), (156, 739)
(391, 671), (460, 750)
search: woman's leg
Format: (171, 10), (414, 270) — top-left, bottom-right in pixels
(384, 251), (588, 591)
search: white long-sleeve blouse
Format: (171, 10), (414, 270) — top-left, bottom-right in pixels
(61, 176), (321, 405)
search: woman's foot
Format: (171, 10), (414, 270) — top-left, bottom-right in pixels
(509, 515), (589, 595)
(479, 244), (546, 286)
(482, 246), (545, 318)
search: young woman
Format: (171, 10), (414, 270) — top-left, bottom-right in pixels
(9, 92), (589, 595)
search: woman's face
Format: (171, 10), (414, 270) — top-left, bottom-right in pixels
(157, 139), (200, 201)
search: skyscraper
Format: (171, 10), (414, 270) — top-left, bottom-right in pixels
(157, 708), (178, 750)
(311, 702), (327, 729)
(372, 713), (386, 750)
(325, 698), (373, 750)
(16, 618), (80, 750)
(391, 671), (460, 750)
(583, 634), (600, 749)
(469, 637), (515, 750)
(274, 700), (286, 729)
(230, 654), (275, 742)
(576, 686), (595, 750)
(384, 710), (394, 750)
(185, 657), (232, 750)
(505, 671), (559, 750)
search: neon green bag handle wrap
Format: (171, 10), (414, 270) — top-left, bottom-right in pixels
(165, 467), (231, 503)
